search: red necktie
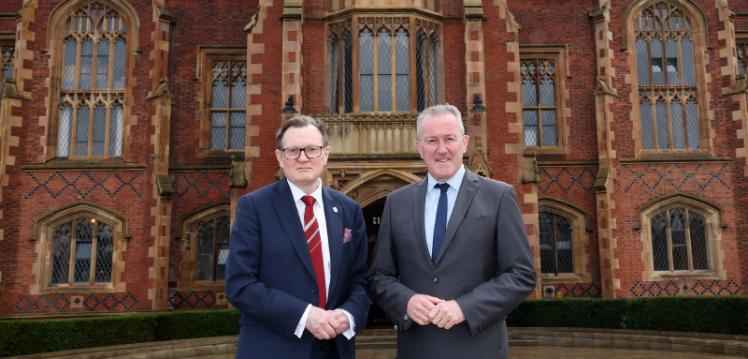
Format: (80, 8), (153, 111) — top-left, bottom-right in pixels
(301, 195), (326, 309)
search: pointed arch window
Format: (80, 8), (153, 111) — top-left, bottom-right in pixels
(0, 42), (14, 91)
(539, 210), (573, 275)
(34, 204), (125, 292)
(328, 16), (440, 114)
(738, 40), (748, 77)
(56, 1), (128, 159)
(634, 1), (700, 151)
(650, 207), (709, 272)
(184, 208), (231, 283)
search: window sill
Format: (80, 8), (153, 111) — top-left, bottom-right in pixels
(540, 273), (592, 284)
(622, 150), (731, 164)
(22, 158), (146, 170)
(201, 151), (244, 164)
(524, 146), (566, 156)
(40, 284), (119, 294)
(647, 271), (719, 281)
(189, 282), (226, 291)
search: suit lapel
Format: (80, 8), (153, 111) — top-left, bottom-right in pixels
(412, 179), (433, 267)
(323, 188), (343, 304)
(271, 179), (316, 280)
(434, 170), (479, 265)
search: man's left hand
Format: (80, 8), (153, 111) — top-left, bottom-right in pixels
(428, 300), (465, 330)
(328, 309), (350, 334)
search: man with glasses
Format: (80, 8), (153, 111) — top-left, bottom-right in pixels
(226, 115), (371, 359)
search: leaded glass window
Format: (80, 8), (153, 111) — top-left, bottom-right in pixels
(57, 1), (127, 159)
(50, 216), (114, 286)
(209, 58), (246, 151)
(650, 207), (709, 272)
(0, 43), (14, 91)
(539, 211), (573, 275)
(328, 16), (440, 114)
(195, 214), (230, 281)
(521, 58), (557, 147)
(635, 1), (699, 150)
(738, 41), (748, 77)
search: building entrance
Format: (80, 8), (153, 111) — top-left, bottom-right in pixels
(362, 198), (391, 328)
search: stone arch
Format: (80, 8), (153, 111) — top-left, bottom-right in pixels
(339, 168), (420, 207)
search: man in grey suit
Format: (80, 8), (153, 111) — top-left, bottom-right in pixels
(368, 104), (536, 359)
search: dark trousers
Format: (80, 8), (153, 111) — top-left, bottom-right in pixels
(310, 339), (338, 359)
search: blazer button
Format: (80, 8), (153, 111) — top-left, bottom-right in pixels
(432, 276), (439, 283)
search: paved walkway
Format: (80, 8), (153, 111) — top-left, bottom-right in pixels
(196, 347), (747, 359)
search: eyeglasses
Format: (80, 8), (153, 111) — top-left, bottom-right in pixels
(278, 145), (327, 160)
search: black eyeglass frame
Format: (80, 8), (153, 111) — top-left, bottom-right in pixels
(277, 145), (328, 160)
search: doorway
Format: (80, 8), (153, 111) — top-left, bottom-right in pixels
(362, 198), (391, 328)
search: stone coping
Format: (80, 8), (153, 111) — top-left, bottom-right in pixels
(8, 327), (748, 358)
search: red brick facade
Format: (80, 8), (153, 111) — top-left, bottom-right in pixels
(0, 0), (746, 318)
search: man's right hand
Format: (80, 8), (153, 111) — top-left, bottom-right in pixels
(406, 294), (443, 325)
(305, 306), (338, 340)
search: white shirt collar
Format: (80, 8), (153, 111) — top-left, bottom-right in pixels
(287, 178), (323, 205)
(427, 165), (466, 191)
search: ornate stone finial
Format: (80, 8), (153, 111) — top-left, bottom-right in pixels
(468, 143), (493, 178)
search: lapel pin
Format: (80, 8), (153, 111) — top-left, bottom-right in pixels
(333, 206), (338, 213)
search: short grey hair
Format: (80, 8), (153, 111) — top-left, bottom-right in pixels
(275, 115), (329, 149)
(415, 104), (464, 140)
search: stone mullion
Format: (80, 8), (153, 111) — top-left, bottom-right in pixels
(591, 0), (620, 298)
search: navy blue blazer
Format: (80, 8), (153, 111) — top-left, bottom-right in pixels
(225, 178), (370, 359)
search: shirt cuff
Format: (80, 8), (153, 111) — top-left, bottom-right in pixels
(339, 308), (356, 339)
(295, 304), (312, 338)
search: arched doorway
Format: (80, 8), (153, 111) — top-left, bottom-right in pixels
(362, 197), (389, 327)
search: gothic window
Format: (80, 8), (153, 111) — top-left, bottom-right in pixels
(185, 210), (230, 283)
(650, 207), (709, 273)
(521, 58), (558, 147)
(50, 215), (114, 286)
(738, 40), (748, 77)
(208, 57), (246, 151)
(328, 16), (440, 114)
(0, 42), (14, 87)
(634, 1), (700, 150)
(56, 1), (128, 159)
(540, 210), (573, 275)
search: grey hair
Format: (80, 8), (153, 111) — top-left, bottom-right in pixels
(275, 115), (329, 149)
(415, 104), (464, 140)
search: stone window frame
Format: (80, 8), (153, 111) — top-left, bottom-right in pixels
(624, 0), (713, 159)
(538, 198), (592, 284)
(44, 0), (139, 163)
(195, 47), (247, 157)
(179, 204), (231, 291)
(326, 13), (444, 114)
(31, 202), (127, 294)
(638, 193), (725, 282)
(519, 46), (570, 154)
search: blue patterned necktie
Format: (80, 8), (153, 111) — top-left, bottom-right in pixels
(432, 183), (450, 264)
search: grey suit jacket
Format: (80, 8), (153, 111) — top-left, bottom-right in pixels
(368, 170), (536, 359)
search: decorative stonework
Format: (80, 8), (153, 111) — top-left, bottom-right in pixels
(326, 162), (424, 206)
(592, 0), (620, 298)
(0, 0), (36, 245)
(147, 0), (174, 311)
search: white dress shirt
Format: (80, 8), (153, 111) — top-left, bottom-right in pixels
(424, 165), (465, 257)
(287, 179), (355, 339)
